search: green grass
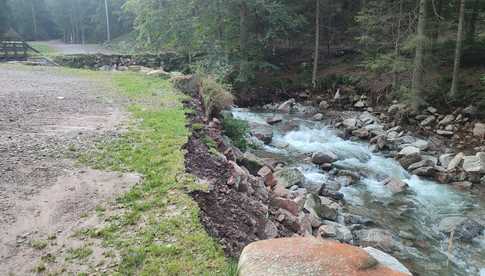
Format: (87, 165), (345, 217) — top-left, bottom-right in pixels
(65, 246), (93, 261)
(78, 72), (234, 275)
(28, 41), (59, 56)
(31, 239), (48, 250)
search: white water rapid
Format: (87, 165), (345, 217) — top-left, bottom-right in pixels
(232, 108), (485, 276)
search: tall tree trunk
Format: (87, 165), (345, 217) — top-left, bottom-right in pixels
(450, 0), (466, 97)
(312, 0), (320, 89)
(238, 0), (249, 87)
(393, 0), (403, 90)
(30, 0), (37, 40)
(466, 0), (480, 44)
(104, 0), (111, 42)
(216, 0), (224, 42)
(429, 0), (443, 49)
(411, 0), (428, 109)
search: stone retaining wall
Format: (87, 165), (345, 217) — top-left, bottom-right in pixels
(54, 52), (188, 71)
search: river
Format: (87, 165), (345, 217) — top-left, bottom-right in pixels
(232, 108), (485, 276)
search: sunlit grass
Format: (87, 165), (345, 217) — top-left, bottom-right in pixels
(77, 72), (234, 275)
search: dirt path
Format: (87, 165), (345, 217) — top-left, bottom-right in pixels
(0, 64), (139, 275)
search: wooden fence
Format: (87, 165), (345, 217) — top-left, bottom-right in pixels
(0, 41), (29, 60)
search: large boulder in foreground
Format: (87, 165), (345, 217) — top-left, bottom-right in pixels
(238, 237), (410, 276)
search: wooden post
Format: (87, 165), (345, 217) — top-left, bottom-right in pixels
(23, 42), (27, 58)
(13, 42), (18, 58)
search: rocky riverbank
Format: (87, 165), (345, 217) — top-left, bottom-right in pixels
(261, 96), (485, 193)
(173, 75), (420, 275)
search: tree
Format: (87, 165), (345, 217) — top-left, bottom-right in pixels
(450, 0), (466, 97)
(0, 0), (10, 35)
(411, 0), (428, 109)
(466, 0), (480, 44)
(104, 0), (111, 42)
(312, 0), (320, 89)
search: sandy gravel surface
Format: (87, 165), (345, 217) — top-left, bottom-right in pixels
(0, 64), (139, 275)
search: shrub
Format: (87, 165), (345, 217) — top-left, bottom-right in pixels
(222, 117), (249, 151)
(200, 75), (234, 118)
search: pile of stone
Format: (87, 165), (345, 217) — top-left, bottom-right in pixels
(330, 102), (485, 189)
(54, 52), (187, 72)
(221, 144), (410, 262)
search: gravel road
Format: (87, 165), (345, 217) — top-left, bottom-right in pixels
(0, 64), (139, 275)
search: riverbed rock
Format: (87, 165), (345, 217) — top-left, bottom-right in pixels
(277, 208), (301, 232)
(412, 166), (436, 177)
(354, 229), (397, 253)
(473, 123), (485, 138)
(388, 104), (406, 115)
(352, 128), (370, 139)
(266, 115), (283, 125)
(319, 100), (330, 111)
(398, 153), (422, 169)
(248, 122), (273, 144)
(408, 159), (435, 171)
(272, 184), (290, 198)
(438, 217), (484, 241)
(382, 178), (408, 194)
(436, 130), (454, 137)
(370, 135), (389, 150)
(364, 247), (412, 276)
(301, 180), (324, 194)
(439, 115), (455, 125)
(270, 197), (299, 216)
(462, 152), (485, 173)
(258, 166), (277, 187)
(447, 152), (464, 171)
(318, 220), (353, 243)
(311, 151), (338, 164)
(227, 161), (249, 191)
(239, 152), (265, 175)
(398, 146), (420, 157)
(312, 113), (324, 121)
(343, 118), (361, 130)
(427, 106), (438, 114)
(274, 168), (305, 188)
(277, 98), (296, 113)
(304, 194), (338, 221)
(237, 237), (410, 276)
(397, 147), (422, 169)
(420, 115), (436, 126)
(439, 153), (454, 168)
(354, 100), (367, 108)
(323, 179), (341, 192)
(463, 105), (478, 117)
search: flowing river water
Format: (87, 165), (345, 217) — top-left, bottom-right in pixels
(231, 108), (485, 276)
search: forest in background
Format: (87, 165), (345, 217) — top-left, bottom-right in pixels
(1, 0), (485, 111)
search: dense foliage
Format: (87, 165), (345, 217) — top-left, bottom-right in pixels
(2, 0), (485, 108)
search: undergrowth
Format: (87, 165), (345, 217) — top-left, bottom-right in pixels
(78, 72), (236, 275)
(222, 117), (249, 151)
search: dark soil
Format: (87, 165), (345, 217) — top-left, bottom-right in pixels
(179, 76), (295, 257)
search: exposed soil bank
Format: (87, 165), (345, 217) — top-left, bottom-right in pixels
(175, 76), (296, 257)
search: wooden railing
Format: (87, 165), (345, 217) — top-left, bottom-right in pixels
(0, 41), (29, 60)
